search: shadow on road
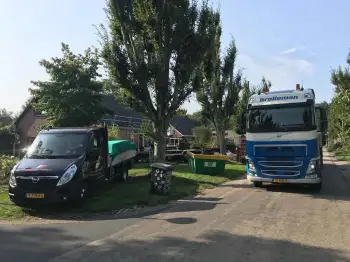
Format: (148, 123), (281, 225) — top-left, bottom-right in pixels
(257, 162), (350, 201)
(0, 226), (86, 262)
(23, 196), (227, 222)
(50, 230), (349, 262)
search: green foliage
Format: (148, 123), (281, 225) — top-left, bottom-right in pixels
(191, 126), (214, 149)
(98, 0), (219, 160)
(0, 155), (18, 182)
(35, 124), (51, 134)
(230, 77), (272, 133)
(328, 51), (350, 151)
(30, 43), (110, 127)
(0, 109), (13, 127)
(0, 125), (18, 156)
(175, 108), (188, 116)
(108, 123), (120, 140)
(196, 19), (243, 153)
(232, 80), (251, 130)
(188, 110), (210, 126)
(140, 119), (156, 142)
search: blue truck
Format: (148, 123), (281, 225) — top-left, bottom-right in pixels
(236, 84), (327, 191)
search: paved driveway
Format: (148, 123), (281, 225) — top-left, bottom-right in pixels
(2, 151), (350, 261)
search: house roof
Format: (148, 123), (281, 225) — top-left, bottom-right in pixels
(16, 95), (197, 135)
(101, 96), (145, 119)
(169, 115), (196, 136)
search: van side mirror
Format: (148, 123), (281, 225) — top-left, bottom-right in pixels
(235, 112), (247, 135)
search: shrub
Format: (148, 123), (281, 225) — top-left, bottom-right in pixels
(108, 123), (120, 140)
(191, 126), (215, 149)
(0, 155), (18, 183)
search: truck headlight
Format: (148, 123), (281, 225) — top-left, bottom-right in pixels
(247, 159), (256, 172)
(306, 159), (319, 174)
(57, 164), (78, 186)
(9, 171), (17, 188)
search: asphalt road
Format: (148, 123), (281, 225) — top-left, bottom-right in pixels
(2, 151), (350, 262)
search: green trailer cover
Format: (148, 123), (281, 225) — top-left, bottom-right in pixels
(108, 140), (136, 159)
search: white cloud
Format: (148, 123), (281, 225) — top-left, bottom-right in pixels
(237, 53), (314, 90)
(281, 47), (297, 54)
(183, 53), (314, 114)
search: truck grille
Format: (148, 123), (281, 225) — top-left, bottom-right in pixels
(258, 160), (303, 168)
(256, 157), (304, 177)
(254, 144), (307, 157)
(261, 170), (300, 177)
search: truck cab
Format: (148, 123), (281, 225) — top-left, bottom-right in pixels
(237, 84), (327, 191)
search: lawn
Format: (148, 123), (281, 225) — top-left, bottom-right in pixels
(0, 162), (246, 220)
(334, 150), (350, 161)
(0, 185), (26, 220)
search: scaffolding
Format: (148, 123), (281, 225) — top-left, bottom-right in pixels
(100, 114), (150, 151)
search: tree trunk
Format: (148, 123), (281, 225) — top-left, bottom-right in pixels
(154, 120), (169, 162)
(216, 129), (226, 154)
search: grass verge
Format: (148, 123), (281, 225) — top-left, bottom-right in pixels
(333, 149), (350, 161)
(0, 162), (245, 220)
(0, 185), (26, 220)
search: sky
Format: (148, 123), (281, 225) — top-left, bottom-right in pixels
(1, 0), (349, 115)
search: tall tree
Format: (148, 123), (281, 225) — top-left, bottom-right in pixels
(197, 18), (243, 153)
(30, 43), (109, 127)
(99, 0), (218, 160)
(175, 108), (188, 116)
(329, 52), (350, 147)
(231, 80), (251, 131)
(188, 110), (209, 126)
(0, 109), (13, 127)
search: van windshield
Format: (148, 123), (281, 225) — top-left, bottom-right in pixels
(247, 103), (316, 133)
(26, 133), (88, 159)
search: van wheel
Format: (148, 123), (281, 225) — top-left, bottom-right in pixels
(253, 181), (263, 188)
(120, 167), (129, 182)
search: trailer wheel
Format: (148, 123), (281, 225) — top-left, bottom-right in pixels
(73, 182), (89, 206)
(120, 167), (129, 182)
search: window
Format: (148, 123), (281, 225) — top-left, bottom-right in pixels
(26, 133), (88, 158)
(91, 136), (98, 148)
(247, 103), (315, 133)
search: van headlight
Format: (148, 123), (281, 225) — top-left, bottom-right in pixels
(9, 171), (17, 188)
(57, 164), (78, 186)
(9, 164), (19, 188)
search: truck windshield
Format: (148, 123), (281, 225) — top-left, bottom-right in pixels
(247, 103), (315, 133)
(26, 133), (88, 159)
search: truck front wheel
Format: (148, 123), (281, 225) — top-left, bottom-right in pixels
(253, 181), (263, 188)
(311, 182), (322, 193)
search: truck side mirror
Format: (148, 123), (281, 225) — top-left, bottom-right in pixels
(315, 106), (327, 146)
(236, 112), (247, 135)
(315, 106), (327, 133)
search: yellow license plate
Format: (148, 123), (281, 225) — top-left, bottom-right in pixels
(26, 193), (44, 199)
(273, 179), (288, 183)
